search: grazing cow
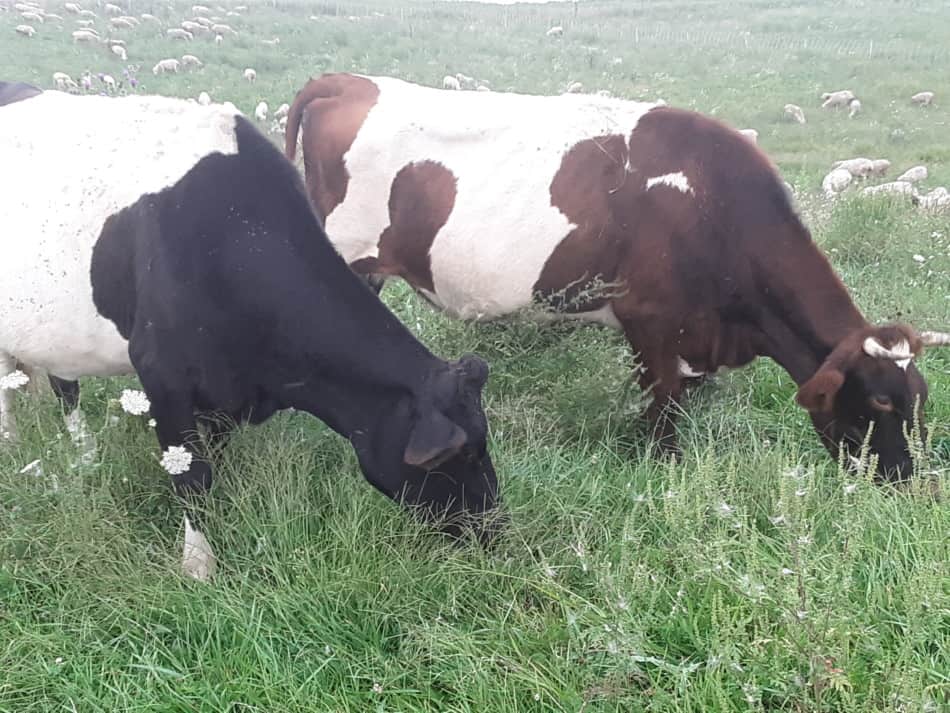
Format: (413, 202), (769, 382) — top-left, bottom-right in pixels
(285, 73), (950, 481)
(1, 91), (499, 579)
(0, 80), (41, 105)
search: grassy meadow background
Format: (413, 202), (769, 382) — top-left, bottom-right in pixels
(1, 0), (949, 710)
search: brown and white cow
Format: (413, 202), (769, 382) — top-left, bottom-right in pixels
(285, 73), (949, 480)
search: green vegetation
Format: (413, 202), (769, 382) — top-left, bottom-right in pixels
(1, 1), (948, 710)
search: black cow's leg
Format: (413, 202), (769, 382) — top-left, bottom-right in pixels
(48, 375), (80, 411)
(138, 376), (216, 581)
(47, 374), (98, 462)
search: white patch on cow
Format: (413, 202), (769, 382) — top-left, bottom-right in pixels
(892, 339), (912, 371)
(677, 357), (705, 378)
(326, 77), (659, 320)
(646, 171), (693, 195)
(182, 515), (216, 581)
(0, 92), (241, 380)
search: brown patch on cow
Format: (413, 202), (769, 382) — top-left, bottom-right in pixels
(285, 73), (380, 219)
(350, 160), (458, 293)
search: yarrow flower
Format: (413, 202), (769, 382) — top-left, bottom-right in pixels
(119, 389), (151, 415)
(843, 483), (858, 495)
(0, 370), (30, 391)
(372, 682), (383, 694)
(160, 446), (193, 475)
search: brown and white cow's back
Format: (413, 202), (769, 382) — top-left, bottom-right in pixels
(287, 72), (950, 475)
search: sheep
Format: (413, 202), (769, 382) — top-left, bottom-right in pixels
(181, 20), (203, 33)
(821, 89), (856, 109)
(15, 24), (36, 36)
(861, 181), (916, 198)
(566, 81), (584, 94)
(273, 102), (290, 120)
(194, 16), (213, 27)
(848, 98), (861, 118)
(116, 15), (139, 26)
(896, 165), (927, 184)
(918, 187), (949, 211)
(20, 11), (43, 23)
(210, 23), (234, 35)
(243, 67), (256, 82)
(72, 29), (98, 42)
(181, 54), (203, 69)
(214, 33), (223, 45)
(100, 74), (116, 92)
(442, 75), (460, 90)
(52, 71), (72, 89)
(106, 38), (126, 47)
(738, 128), (758, 143)
(831, 158), (875, 178)
(110, 44), (127, 61)
(546, 25), (563, 37)
(152, 58), (180, 75)
(254, 101), (268, 122)
(64, 3), (81, 13)
(76, 19), (94, 27)
(822, 168), (853, 197)
(103, 3), (121, 15)
(262, 37), (281, 46)
(13, 2), (40, 10)
(166, 28), (193, 40)
(192, 4), (210, 15)
(140, 13), (159, 23)
(78, 9), (95, 18)
(476, 85), (491, 93)
(869, 159), (891, 177)
(62, 78), (79, 93)
(197, 91), (211, 106)
(109, 17), (134, 29)
(911, 91), (934, 106)
(455, 72), (477, 90)
(278, 115), (287, 133)
(45, 13), (63, 21)
(783, 103), (806, 124)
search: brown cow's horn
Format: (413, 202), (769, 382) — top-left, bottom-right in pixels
(920, 331), (950, 347)
(862, 336), (914, 361)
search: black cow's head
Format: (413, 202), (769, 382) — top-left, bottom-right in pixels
(796, 324), (948, 481)
(352, 354), (500, 542)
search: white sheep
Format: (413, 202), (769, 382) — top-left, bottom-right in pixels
(181, 54), (203, 69)
(566, 81), (584, 94)
(738, 128), (758, 143)
(476, 85), (491, 93)
(546, 25), (563, 37)
(896, 165), (927, 184)
(911, 91), (934, 106)
(166, 28), (193, 40)
(261, 37), (280, 46)
(78, 9), (95, 18)
(455, 72), (476, 90)
(210, 23), (234, 35)
(243, 67), (257, 82)
(442, 75), (460, 90)
(181, 20), (203, 33)
(861, 181), (916, 198)
(821, 89), (856, 109)
(104, 3), (121, 15)
(254, 101), (268, 122)
(76, 19), (94, 27)
(152, 58), (181, 75)
(100, 74), (116, 92)
(192, 4), (210, 15)
(15, 24), (36, 37)
(848, 98), (861, 118)
(111, 44), (127, 61)
(214, 33), (223, 45)
(64, 3), (81, 13)
(197, 91), (211, 106)
(46, 13), (64, 21)
(831, 158), (874, 178)
(918, 187), (949, 211)
(52, 71), (71, 89)
(117, 15), (139, 26)
(72, 29), (97, 42)
(110, 17), (134, 29)
(194, 17), (213, 28)
(822, 168), (853, 197)
(20, 11), (44, 23)
(869, 159), (891, 177)
(273, 102), (290, 120)
(140, 13), (159, 23)
(783, 103), (806, 124)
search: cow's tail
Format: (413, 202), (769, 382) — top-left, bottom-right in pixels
(284, 77), (335, 161)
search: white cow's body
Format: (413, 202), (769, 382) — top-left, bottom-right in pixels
(0, 92), (240, 382)
(324, 76), (658, 323)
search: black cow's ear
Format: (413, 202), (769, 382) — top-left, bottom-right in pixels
(796, 367), (845, 413)
(456, 354), (489, 389)
(404, 410), (468, 470)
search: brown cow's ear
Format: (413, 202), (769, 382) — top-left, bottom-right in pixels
(796, 368), (845, 413)
(404, 410), (468, 470)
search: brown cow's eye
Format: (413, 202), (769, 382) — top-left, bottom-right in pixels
(869, 395), (894, 412)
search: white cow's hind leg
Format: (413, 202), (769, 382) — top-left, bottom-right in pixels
(0, 353), (19, 442)
(182, 515), (216, 581)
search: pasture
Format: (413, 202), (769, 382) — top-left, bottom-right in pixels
(1, 0), (949, 710)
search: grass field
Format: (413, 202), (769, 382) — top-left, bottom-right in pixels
(2, 0), (949, 711)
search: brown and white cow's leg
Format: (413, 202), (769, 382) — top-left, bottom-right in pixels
(136, 370), (216, 581)
(0, 352), (18, 441)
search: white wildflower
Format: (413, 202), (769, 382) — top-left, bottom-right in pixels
(148, 418), (157, 428)
(54, 657), (64, 664)
(160, 446), (193, 475)
(795, 609), (807, 621)
(783, 465), (807, 480)
(912, 254), (926, 264)
(0, 370), (30, 391)
(781, 567), (795, 576)
(716, 502), (735, 517)
(119, 389), (151, 416)
(632, 493), (648, 503)
(323, 645), (332, 656)
(543, 565), (556, 578)
(19, 459), (42, 476)
(769, 514), (786, 526)
(372, 682), (383, 694)
(616, 598), (629, 611)
(795, 488), (808, 497)
(533, 693), (541, 702)
(843, 483), (858, 495)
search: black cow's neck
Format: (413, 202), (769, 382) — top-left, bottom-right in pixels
(754, 226), (868, 385)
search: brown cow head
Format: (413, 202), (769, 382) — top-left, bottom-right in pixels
(796, 324), (949, 481)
